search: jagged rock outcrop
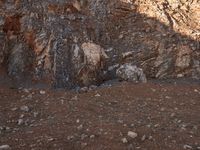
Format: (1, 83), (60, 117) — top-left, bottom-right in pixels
(0, 0), (199, 88)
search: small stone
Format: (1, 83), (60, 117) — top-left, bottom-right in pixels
(161, 107), (165, 111)
(39, 90), (46, 95)
(121, 138), (128, 143)
(170, 113), (175, 117)
(141, 135), (146, 141)
(11, 107), (17, 111)
(165, 96), (171, 99)
(147, 124), (151, 128)
(127, 144), (134, 150)
(27, 94), (33, 99)
(95, 93), (101, 97)
(127, 131), (138, 139)
(20, 114), (25, 118)
(67, 136), (74, 140)
(77, 124), (83, 130)
(183, 145), (192, 149)
(17, 119), (24, 125)
(71, 96), (78, 101)
(81, 143), (87, 148)
(89, 85), (97, 90)
(33, 112), (39, 118)
(149, 136), (153, 140)
(81, 134), (88, 140)
(20, 106), (29, 112)
(90, 135), (95, 139)
(0, 145), (10, 150)
(23, 89), (29, 93)
(80, 87), (88, 93)
(177, 74), (184, 78)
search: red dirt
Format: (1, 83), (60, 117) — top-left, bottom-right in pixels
(0, 80), (200, 150)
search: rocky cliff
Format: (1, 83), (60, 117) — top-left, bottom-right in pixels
(0, 0), (199, 88)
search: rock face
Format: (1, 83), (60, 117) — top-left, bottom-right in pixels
(0, 0), (199, 88)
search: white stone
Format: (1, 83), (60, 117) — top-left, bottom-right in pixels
(127, 131), (138, 139)
(39, 90), (46, 95)
(121, 138), (128, 143)
(0, 145), (10, 150)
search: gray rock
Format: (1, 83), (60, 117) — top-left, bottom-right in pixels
(17, 119), (24, 125)
(116, 63), (147, 83)
(20, 106), (29, 112)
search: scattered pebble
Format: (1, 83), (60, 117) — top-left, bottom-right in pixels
(67, 136), (74, 140)
(160, 107), (165, 111)
(183, 145), (193, 149)
(17, 119), (24, 125)
(11, 107), (17, 111)
(90, 135), (95, 139)
(165, 96), (171, 99)
(80, 87), (88, 93)
(95, 93), (101, 97)
(127, 131), (138, 139)
(23, 89), (29, 93)
(121, 138), (128, 143)
(149, 136), (153, 140)
(81, 134), (88, 140)
(20, 106), (29, 112)
(81, 142), (87, 148)
(141, 135), (146, 141)
(0, 145), (10, 150)
(89, 85), (97, 90)
(177, 74), (184, 78)
(39, 90), (46, 95)
(71, 96), (78, 101)
(170, 113), (175, 117)
(33, 112), (39, 118)
(77, 124), (83, 130)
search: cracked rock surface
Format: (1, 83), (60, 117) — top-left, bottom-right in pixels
(0, 0), (199, 88)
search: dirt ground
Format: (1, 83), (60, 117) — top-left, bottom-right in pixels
(0, 79), (200, 150)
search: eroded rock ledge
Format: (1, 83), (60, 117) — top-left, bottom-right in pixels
(0, 0), (199, 88)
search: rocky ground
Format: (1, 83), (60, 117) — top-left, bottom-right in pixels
(0, 1), (200, 149)
(0, 79), (200, 150)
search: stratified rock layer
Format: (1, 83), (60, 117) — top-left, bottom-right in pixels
(0, 0), (199, 88)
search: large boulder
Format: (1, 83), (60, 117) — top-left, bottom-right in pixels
(116, 63), (147, 83)
(76, 42), (109, 86)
